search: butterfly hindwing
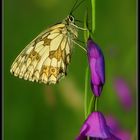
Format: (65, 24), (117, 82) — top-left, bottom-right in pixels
(10, 23), (72, 84)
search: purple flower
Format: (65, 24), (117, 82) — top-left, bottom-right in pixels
(113, 78), (132, 110)
(106, 116), (131, 140)
(76, 112), (120, 140)
(87, 39), (105, 96)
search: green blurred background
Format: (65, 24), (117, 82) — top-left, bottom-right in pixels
(4, 0), (136, 140)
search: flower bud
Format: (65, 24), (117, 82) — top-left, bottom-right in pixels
(87, 38), (105, 96)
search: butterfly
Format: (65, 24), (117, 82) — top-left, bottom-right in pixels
(10, 0), (86, 85)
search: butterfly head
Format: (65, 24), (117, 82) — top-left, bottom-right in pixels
(64, 15), (75, 25)
(62, 15), (78, 39)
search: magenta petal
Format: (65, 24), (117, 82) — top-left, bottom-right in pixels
(76, 112), (120, 140)
(87, 39), (105, 96)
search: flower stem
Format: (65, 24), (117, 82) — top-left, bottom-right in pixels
(84, 0), (96, 119)
(84, 9), (89, 41)
(94, 97), (98, 111)
(84, 66), (89, 118)
(91, 0), (96, 33)
(88, 96), (94, 115)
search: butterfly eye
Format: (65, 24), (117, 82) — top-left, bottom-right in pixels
(69, 15), (74, 22)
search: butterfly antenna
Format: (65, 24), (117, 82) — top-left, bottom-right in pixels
(86, 7), (89, 28)
(70, 0), (86, 14)
(86, 8), (94, 38)
(70, 0), (79, 15)
(75, 19), (83, 23)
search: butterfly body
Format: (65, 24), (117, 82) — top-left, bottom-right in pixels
(10, 16), (78, 84)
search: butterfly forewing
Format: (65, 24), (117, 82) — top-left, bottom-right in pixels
(10, 23), (75, 84)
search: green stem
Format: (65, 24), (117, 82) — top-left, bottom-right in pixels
(91, 0), (96, 33)
(83, 0), (96, 120)
(84, 66), (89, 118)
(94, 97), (98, 111)
(84, 9), (89, 41)
(88, 96), (94, 115)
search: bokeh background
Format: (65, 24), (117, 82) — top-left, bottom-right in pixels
(4, 0), (136, 140)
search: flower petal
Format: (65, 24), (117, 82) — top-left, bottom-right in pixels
(76, 112), (120, 139)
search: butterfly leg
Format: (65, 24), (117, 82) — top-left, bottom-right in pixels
(77, 39), (86, 44)
(72, 40), (87, 53)
(72, 24), (87, 31)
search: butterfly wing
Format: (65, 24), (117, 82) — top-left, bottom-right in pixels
(10, 23), (72, 84)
